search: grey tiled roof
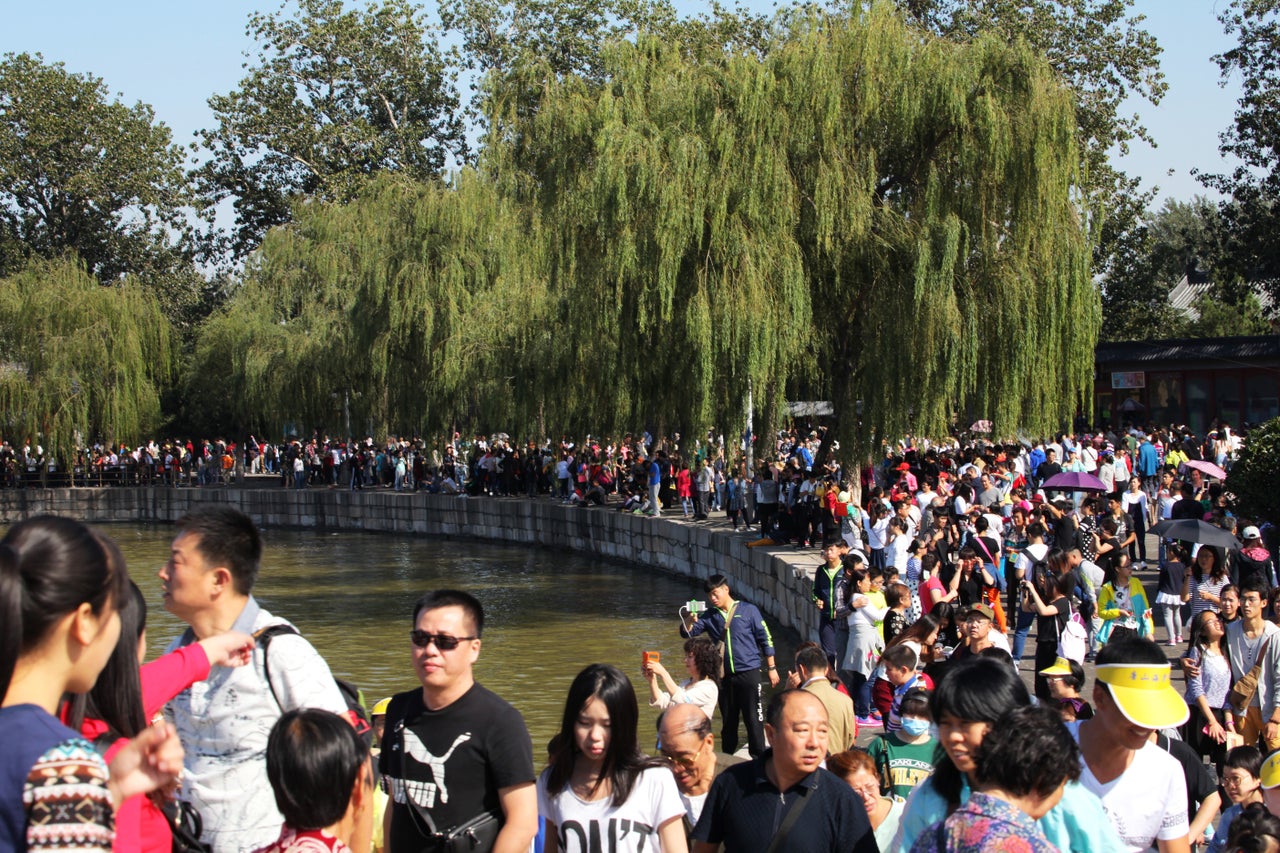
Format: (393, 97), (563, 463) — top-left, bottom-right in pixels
(1096, 335), (1280, 365)
(1167, 274), (1275, 319)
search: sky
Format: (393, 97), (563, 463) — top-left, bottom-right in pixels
(0, 0), (1246, 208)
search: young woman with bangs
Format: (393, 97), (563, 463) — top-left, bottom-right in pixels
(539, 664), (686, 853)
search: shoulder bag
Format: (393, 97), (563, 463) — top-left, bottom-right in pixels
(1229, 637), (1272, 714)
(763, 780), (815, 853)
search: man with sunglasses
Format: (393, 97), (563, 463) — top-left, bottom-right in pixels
(379, 589), (538, 853)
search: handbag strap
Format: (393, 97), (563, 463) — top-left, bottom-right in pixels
(764, 781), (816, 853)
(1254, 637), (1273, 676)
(973, 535), (997, 567)
(1234, 634), (1272, 682)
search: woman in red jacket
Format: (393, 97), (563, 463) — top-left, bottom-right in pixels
(66, 581), (253, 853)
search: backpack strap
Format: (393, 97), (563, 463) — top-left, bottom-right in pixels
(254, 623), (300, 711)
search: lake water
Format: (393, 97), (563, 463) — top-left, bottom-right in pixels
(96, 523), (798, 748)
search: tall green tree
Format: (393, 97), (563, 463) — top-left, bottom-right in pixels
(1198, 0), (1280, 299)
(0, 256), (174, 467)
(895, 0), (1165, 333)
(188, 171), (543, 436)
(485, 4), (1096, 450)
(1098, 197), (1221, 340)
(195, 0), (468, 262)
(0, 52), (192, 285)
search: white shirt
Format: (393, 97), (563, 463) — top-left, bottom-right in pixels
(538, 766), (685, 853)
(1066, 722), (1189, 853)
(1015, 543), (1049, 580)
(1078, 560), (1105, 595)
(648, 677), (719, 721)
(166, 599), (348, 853)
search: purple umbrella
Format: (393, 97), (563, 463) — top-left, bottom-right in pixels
(1041, 471), (1108, 492)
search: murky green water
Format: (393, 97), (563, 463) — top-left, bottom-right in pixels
(93, 523), (798, 748)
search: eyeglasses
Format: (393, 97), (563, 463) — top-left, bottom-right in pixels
(851, 783), (879, 801)
(410, 630), (477, 650)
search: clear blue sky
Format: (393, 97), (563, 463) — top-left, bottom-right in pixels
(0, 0), (1243, 207)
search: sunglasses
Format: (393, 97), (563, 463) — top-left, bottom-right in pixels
(659, 742), (704, 768)
(409, 630), (477, 650)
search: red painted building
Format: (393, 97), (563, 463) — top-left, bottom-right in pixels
(1093, 335), (1280, 432)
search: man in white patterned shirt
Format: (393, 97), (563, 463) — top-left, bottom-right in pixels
(161, 506), (348, 853)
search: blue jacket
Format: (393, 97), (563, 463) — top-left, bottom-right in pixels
(1138, 440), (1159, 477)
(683, 599), (775, 674)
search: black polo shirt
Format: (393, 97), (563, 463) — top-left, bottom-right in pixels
(692, 751), (878, 853)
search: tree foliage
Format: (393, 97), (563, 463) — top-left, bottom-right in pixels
(1098, 197), (1222, 341)
(896, 0), (1165, 338)
(0, 52), (191, 283)
(1229, 416), (1280, 525)
(1199, 0), (1280, 297)
(0, 256), (174, 466)
(195, 0), (468, 263)
(440, 0), (678, 83)
(479, 4), (1095, 449)
(188, 172), (542, 435)
(898, 0), (1165, 165)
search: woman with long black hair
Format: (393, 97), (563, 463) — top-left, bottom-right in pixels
(1, 516), (184, 851)
(1020, 549), (1075, 701)
(65, 580), (252, 853)
(538, 664), (686, 853)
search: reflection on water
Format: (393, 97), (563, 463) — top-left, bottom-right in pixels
(99, 523), (799, 748)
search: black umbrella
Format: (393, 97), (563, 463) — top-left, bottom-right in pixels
(1149, 519), (1242, 550)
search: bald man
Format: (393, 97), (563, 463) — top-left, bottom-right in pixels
(657, 703), (745, 832)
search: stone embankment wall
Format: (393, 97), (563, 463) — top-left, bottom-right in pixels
(0, 488), (820, 637)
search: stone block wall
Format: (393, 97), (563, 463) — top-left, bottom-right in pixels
(0, 488), (819, 640)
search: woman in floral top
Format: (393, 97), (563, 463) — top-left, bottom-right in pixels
(1, 517), (183, 853)
(910, 704), (1082, 853)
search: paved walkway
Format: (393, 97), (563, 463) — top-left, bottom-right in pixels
(636, 504), (1181, 702)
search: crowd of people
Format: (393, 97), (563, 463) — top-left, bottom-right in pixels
(5, 415), (1280, 853)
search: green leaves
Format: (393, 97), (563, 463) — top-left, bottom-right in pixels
(1198, 0), (1280, 298)
(0, 52), (190, 284)
(195, 0), (468, 262)
(0, 256), (174, 465)
(479, 5), (1093, 449)
(1228, 416), (1280, 526)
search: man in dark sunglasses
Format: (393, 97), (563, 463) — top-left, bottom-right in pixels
(379, 589), (538, 853)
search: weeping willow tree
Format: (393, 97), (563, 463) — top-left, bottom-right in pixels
(0, 256), (174, 467)
(189, 171), (545, 436)
(485, 1), (1098, 453)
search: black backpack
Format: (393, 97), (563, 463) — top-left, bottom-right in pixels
(257, 624), (373, 746)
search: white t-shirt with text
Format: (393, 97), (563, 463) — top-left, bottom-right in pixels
(538, 766), (685, 853)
